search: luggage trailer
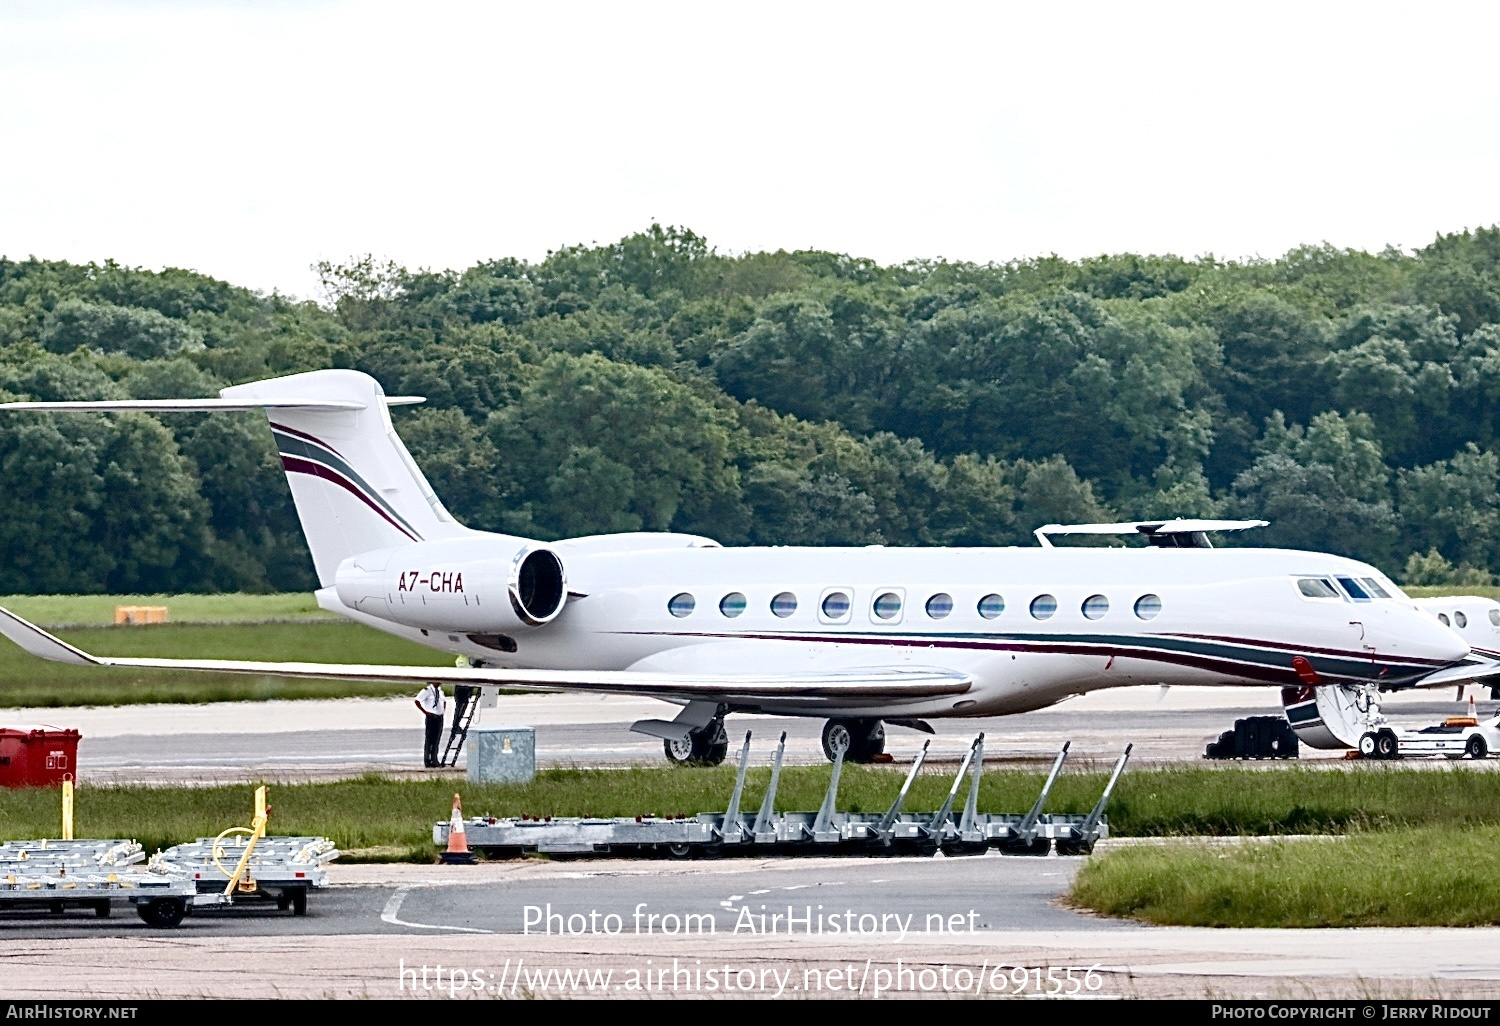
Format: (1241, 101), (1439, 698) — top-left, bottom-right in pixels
(0, 838), (209, 927)
(0, 858), (220, 927)
(0, 837), (338, 926)
(435, 732), (1132, 860)
(0, 787), (339, 926)
(153, 835), (338, 915)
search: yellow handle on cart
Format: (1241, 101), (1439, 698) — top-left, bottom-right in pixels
(215, 786), (270, 897)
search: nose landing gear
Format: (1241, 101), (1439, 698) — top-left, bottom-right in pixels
(1357, 728), (1401, 760)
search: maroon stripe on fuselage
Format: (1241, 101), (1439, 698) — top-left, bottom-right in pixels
(280, 455), (421, 542)
(1168, 632), (1448, 669)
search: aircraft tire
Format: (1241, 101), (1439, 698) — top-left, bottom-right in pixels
(822, 720), (855, 762)
(1376, 730), (1400, 760)
(697, 719), (729, 766)
(663, 720), (729, 767)
(822, 719), (884, 762)
(941, 841), (988, 857)
(136, 898), (186, 929)
(1358, 732), (1378, 757)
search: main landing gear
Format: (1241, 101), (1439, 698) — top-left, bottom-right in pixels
(663, 717), (730, 767)
(821, 719), (886, 763)
(661, 716), (892, 766)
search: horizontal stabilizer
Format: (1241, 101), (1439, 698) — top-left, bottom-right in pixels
(0, 396), (422, 412)
(0, 608), (100, 666)
(0, 605), (972, 705)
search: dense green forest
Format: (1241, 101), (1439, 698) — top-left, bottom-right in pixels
(3, 224), (1500, 594)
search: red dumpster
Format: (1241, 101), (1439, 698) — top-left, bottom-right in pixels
(0, 726), (81, 787)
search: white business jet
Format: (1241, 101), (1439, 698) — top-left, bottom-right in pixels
(0, 369), (1489, 765)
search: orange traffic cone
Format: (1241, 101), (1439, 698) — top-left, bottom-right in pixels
(440, 792), (477, 864)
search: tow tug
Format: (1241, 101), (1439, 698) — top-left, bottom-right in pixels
(1367, 704), (1500, 761)
(1286, 680), (1499, 761)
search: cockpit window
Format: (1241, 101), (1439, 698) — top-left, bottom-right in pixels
(1335, 576), (1371, 601)
(1297, 578), (1339, 598)
(1360, 577), (1391, 599)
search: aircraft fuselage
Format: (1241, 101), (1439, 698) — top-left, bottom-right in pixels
(321, 541), (1469, 720)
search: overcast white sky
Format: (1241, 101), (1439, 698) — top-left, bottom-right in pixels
(2, 1), (1497, 303)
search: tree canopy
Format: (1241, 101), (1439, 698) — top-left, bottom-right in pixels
(4, 224), (1500, 593)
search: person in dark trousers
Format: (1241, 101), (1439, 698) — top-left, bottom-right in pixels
(447, 684), (478, 754)
(415, 682), (446, 768)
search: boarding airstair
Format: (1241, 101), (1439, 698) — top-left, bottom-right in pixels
(440, 686), (479, 768)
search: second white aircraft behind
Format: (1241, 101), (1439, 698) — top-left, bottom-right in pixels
(0, 369), (1489, 764)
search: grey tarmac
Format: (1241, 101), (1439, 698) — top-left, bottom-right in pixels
(1, 685), (1497, 1000)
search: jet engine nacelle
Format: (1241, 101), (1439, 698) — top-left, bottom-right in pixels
(332, 536), (567, 633)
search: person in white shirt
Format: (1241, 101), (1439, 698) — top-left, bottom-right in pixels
(415, 682), (446, 768)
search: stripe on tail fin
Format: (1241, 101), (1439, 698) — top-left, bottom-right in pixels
(0, 369), (471, 587)
(218, 370), (471, 584)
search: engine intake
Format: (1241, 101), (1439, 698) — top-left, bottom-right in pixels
(510, 545), (566, 625)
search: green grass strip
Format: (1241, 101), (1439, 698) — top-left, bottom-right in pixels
(0, 593), (338, 626)
(1071, 825), (1500, 927)
(3, 764), (1500, 864)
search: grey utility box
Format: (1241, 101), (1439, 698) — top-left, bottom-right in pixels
(468, 724), (536, 785)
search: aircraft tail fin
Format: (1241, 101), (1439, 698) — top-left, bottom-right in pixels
(1, 369), (469, 586)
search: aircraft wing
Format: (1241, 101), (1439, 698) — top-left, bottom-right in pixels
(0, 606), (972, 706)
(1409, 657), (1500, 689)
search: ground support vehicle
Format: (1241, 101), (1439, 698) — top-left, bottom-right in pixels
(1366, 713), (1500, 761)
(436, 732), (1130, 860)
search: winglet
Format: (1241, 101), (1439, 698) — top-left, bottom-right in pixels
(0, 606), (102, 666)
